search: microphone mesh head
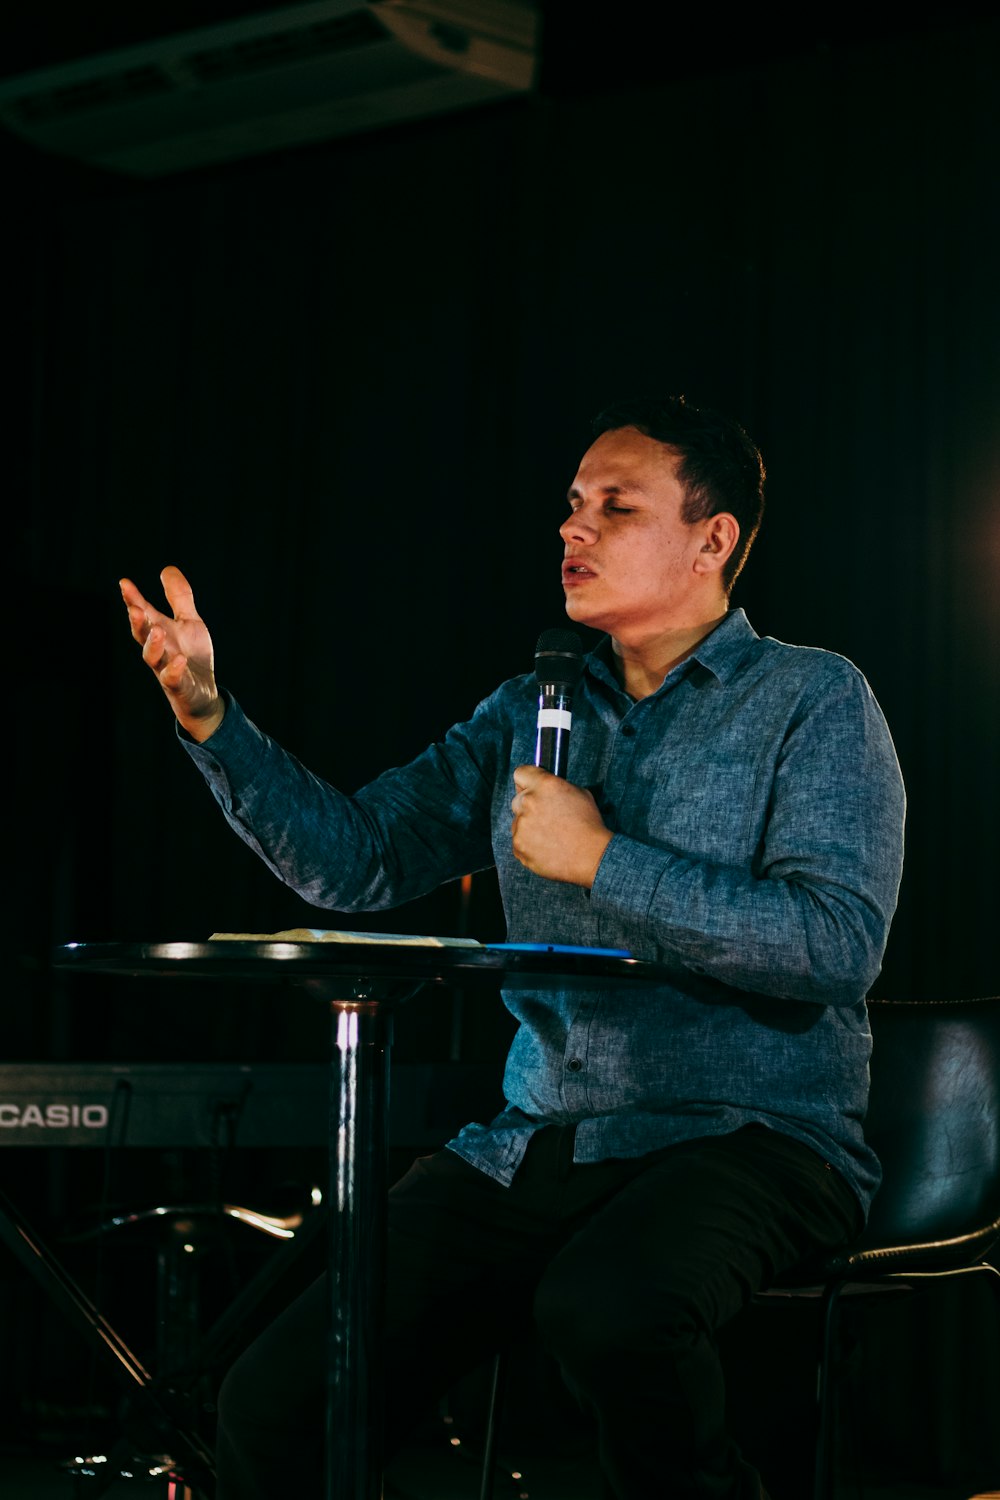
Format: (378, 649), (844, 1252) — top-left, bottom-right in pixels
(535, 629), (585, 687)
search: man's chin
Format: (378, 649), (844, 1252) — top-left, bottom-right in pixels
(563, 592), (600, 628)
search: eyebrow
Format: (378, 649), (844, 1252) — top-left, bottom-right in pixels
(566, 482), (645, 501)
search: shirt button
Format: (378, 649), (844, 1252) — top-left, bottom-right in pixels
(620, 724), (636, 738)
(567, 1058), (583, 1072)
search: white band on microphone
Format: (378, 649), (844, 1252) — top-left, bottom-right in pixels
(536, 708), (573, 730)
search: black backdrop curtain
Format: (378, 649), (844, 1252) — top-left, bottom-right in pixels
(3, 13), (998, 1491)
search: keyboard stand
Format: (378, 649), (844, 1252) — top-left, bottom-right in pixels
(0, 1181), (216, 1497)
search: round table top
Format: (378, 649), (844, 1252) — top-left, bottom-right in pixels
(52, 938), (673, 995)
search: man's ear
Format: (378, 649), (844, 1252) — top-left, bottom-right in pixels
(694, 512), (740, 575)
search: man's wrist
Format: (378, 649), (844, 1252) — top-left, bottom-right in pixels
(581, 829), (613, 889)
(181, 697), (226, 743)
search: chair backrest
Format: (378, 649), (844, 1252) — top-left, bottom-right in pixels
(857, 996), (1000, 1259)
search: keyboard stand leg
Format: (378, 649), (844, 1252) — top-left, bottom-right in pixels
(0, 1183), (216, 1495)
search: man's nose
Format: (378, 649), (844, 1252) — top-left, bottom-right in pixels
(560, 510), (597, 543)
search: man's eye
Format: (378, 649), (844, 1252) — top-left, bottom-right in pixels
(607, 505), (634, 514)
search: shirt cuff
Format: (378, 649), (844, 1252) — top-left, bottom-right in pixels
(589, 832), (662, 930)
(176, 691), (267, 795)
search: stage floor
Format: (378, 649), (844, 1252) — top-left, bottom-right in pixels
(0, 1442), (989, 1500)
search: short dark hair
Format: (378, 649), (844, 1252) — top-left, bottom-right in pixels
(591, 395), (766, 590)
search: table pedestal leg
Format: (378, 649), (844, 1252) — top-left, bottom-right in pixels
(326, 998), (392, 1500)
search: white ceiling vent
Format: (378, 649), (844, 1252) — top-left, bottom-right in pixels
(0, 0), (540, 176)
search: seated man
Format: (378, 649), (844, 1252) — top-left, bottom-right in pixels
(121, 394), (906, 1500)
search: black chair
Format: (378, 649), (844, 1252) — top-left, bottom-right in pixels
(476, 995), (1000, 1500)
(758, 994), (1000, 1499)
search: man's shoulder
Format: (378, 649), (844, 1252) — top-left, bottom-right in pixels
(716, 615), (869, 696)
(758, 634), (865, 674)
(721, 627), (890, 735)
(451, 669), (537, 734)
(479, 668), (538, 707)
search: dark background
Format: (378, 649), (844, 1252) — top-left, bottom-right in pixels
(1, 3), (998, 1494)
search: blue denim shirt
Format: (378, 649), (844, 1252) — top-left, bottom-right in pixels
(182, 609), (905, 1215)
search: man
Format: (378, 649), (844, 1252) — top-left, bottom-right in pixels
(121, 395), (906, 1499)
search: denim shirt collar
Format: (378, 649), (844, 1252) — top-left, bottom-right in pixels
(586, 607), (760, 699)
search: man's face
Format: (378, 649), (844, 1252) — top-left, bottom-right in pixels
(560, 425), (717, 639)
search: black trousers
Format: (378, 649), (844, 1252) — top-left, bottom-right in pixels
(215, 1123), (861, 1499)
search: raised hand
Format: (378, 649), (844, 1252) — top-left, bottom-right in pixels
(119, 565), (225, 741)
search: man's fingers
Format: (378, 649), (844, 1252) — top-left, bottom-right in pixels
(158, 653), (190, 692)
(120, 577), (158, 643)
(121, 568), (197, 625)
(513, 764), (547, 792)
(123, 603), (149, 646)
(141, 622), (168, 671)
(160, 564), (199, 621)
(119, 577), (147, 612)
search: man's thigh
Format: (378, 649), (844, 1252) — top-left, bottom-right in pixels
(537, 1127), (861, 1339)
(382, 1128), (659, 1397)
(383, 1144), (558, 1416)
(386, 1147), (542, 1332)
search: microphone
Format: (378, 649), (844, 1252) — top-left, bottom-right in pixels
(534, 629), (584, 777)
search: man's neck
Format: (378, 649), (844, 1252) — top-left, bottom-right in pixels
(611, 609), (729, 700)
